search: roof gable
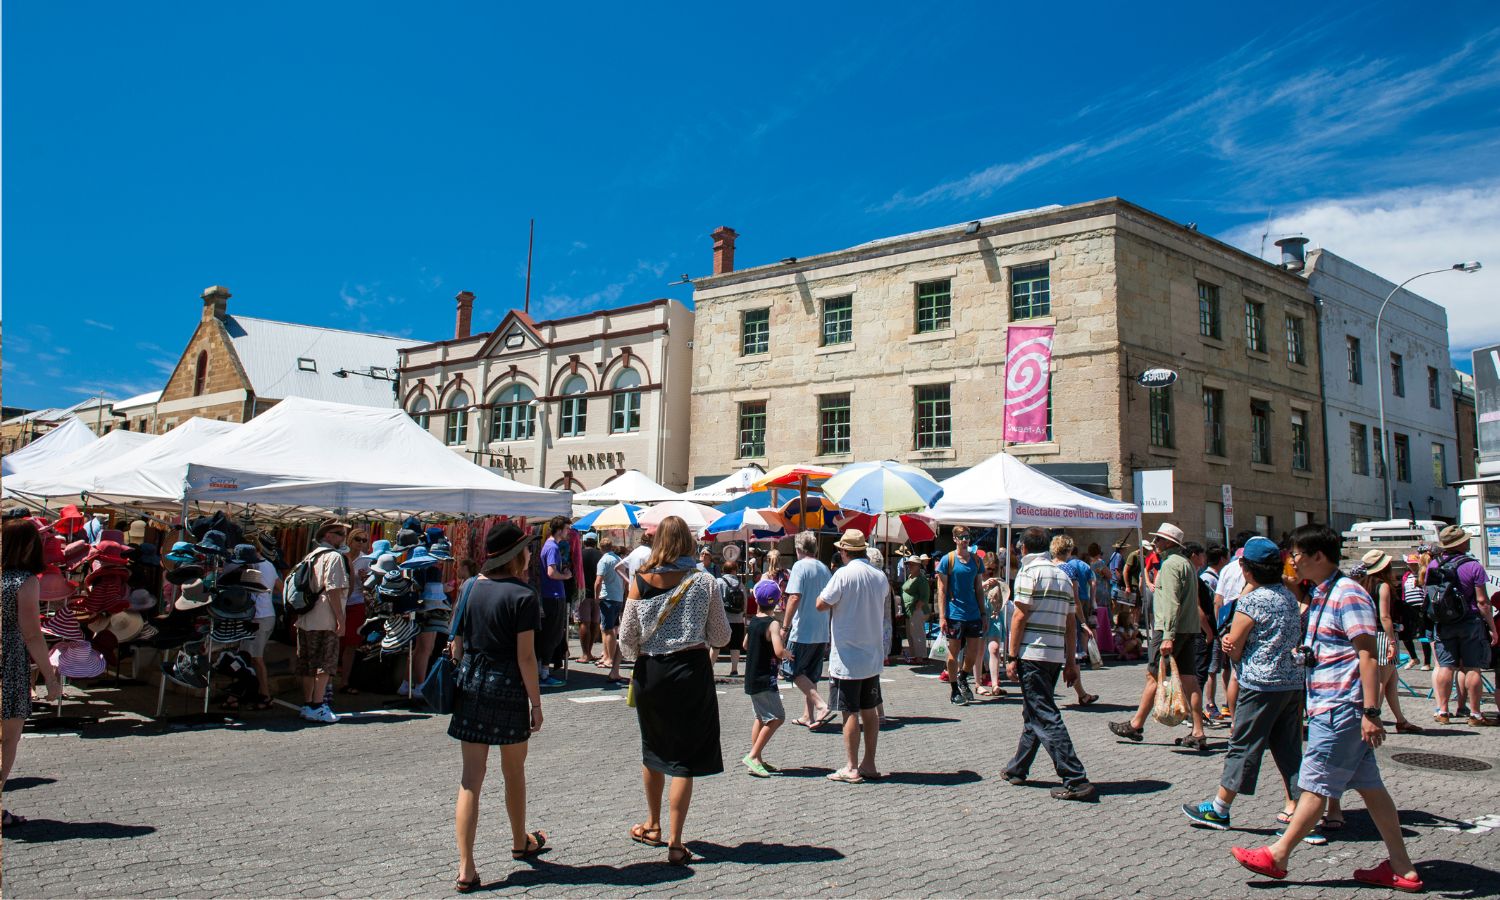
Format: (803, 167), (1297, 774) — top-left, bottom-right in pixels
(474, 311), (543, 358)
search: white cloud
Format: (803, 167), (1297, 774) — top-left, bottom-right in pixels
(1220, 183), (1500, 352)
(82, 319), (115, 331)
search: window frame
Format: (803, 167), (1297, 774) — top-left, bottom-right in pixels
(488, 384), (536, 444)
(820, 295), (853, 347)
(445, 391), (469, 447)
(1427, 366), (1442, 410)
(1250, 398), (1272, 464)
(1394, 432), (1411, 483)
(1347, 336), (1363, 384)
(740, 308), (770, 356)
(1197, 282), (1222, 339)
(817, 393), (852, 456)
(1351, 422), (1369, 475)
(1431, 442), (1447, 487)
(1291, 410), (1311, 472)
(610, 368), (642, 434)
(1203, 387), (1225, 457)
(913, 384), (952, 450)
(558, 375), (588, 438)
(409, 395), (432, 431)
(1285, 314), (1306, 366)
(1009, 262), (1051, 320)
(1391, 352), (1405, 398)
(1245, 300), (1267, 353)
(1149, 385), (1174, 449)
(914, 279), (952, 334)
(737, 401), (767, 459)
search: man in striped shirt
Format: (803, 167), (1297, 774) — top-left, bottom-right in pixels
(1002, 527), (1094, 801)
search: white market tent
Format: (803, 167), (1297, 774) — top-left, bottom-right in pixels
(678, 464), (765, 504)
(927, 451), (1140, 529)
(3, 429), (157, 500)
(82, 418), (243, 506)
(179, 397), (571, 518)
(573, 469), (682, 505)
(1, 416), (97, 477)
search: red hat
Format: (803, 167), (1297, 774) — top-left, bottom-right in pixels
(40, 608), (85, 641)
(42, 536), (65, 567)
(62, 540), (91, 569)
(38, 568), (75, 604)
(54, 505), (86, 534)
(86, 540), (130, 568)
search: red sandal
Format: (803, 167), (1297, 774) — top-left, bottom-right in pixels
(1353, 860), (1424, 893)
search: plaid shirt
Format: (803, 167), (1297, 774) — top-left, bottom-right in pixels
(1305, 573), (1377, 715)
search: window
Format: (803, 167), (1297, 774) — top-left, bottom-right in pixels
(737, 401), (766, 458)
(1428, 367), (1442, 409)
(1285, 315), (1306, 366)
(445, 391), (469, 446)
(741, 309), (769, 356)
(915, 280), (952, 333)
(818, 393), (851, 456)
(610, 368), (642, 433)
(1255, 515), (1273, 537)
(1149, 386), (1174, 448)
(821, 296), (853, 346)
(193, 351), (208, 397)
(1250, 399), (1272, 464)
(1245, 301), (1266, 352)
(1373, 427), (1387, 478)
(559, 376), (588, 437)
(1045, 387), (1054, 442)
(489, 384), (536, 443)
(1203, 387), (1225, 456)
(914, 385), (952, 450)
(1291, 410), (1310, 471)
(1198, 282), (1221, 339)
(1347, 336), (1363, 384)
(1432, 442), (1447, 487)
(297, 357), (317, 372)
(1394, 433), (1411, 483)
(1010, 263), (1051, 320)
(1391, 353), (1405, 397)
(409, 396), (431, 431)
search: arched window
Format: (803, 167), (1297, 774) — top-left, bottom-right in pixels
(409, 395), (431, 431)
(559, 375), (588, 437)
(193, 351), (208, 397)
(611, 368), (641, 434)
(488, 384), (536, 443)
(445, 391), (469, 446)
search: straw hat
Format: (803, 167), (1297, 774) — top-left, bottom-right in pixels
(1360, 549), (1393, 576)
(835, 529), (868, 552)
(1438, 525), (1471, 551)
(1149, 523), (1186, 547)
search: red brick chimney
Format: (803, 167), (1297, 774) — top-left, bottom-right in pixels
(712, 227), (738, 276)
(201, 285), (230, 322)
(455, 290), (475, 339)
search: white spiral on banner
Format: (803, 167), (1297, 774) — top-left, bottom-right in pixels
(1005, 336), (1052, 415)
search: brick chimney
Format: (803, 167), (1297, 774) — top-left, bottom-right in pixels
(455, 290), (475, 339)
(201, 285), (230, 322)
(712, 226), (738, 276)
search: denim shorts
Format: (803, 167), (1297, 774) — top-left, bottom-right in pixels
(1435, 616), (1492, 669)
(1297, 704), (1384, 798)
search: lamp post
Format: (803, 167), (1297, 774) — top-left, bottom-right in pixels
(1375, 261), (1482, 519)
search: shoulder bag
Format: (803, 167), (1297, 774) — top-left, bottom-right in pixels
(420, 576), (477, 714)
(625, 574), (697, 708)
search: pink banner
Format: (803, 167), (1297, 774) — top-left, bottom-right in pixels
(1003, 324), (1054, 443)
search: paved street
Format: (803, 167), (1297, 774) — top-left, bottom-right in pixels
(3, 654), (1499, 899)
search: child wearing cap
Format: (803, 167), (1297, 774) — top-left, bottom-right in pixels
(742, 589), (791, 777)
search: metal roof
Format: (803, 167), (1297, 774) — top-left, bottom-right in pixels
(113, 389), (163, 411)
(223, 316), (413, 408)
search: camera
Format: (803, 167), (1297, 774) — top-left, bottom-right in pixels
(1294, 645), (1318, 668)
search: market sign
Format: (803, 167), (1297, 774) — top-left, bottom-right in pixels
(1133, 468), (1174, 514)
(1474, 344), (1500, 460)
(1137, 368), (1178, 388)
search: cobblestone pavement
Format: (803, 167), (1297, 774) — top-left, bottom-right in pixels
(3, 652), (1499, 899)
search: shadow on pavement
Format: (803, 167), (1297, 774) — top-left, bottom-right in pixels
(2, 819), (156, 843)
(490, 859), (693, 890)
(879, 715), (961, 728)
(1089, 778), (1172, 796)
(683, 839), (846, 865)
(3, 776), (58, 791)
(879, 769), (983, 786)
(1246, 860), (1500, 899)
(1065, 702), (1135, 713)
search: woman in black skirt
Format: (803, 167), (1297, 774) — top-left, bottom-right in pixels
(620, 515), (731, 865)
(450, 523), (547, 893)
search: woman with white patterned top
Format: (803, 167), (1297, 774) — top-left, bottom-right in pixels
(620, 516), (730, 866)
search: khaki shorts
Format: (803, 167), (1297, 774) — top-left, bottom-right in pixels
(296, 628), (340, 676)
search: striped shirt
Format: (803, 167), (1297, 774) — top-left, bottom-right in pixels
(1305, 573), (1377, 715)
(1014, 553), (1074, 664)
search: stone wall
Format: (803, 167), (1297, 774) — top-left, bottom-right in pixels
(157, 318), (254, 427)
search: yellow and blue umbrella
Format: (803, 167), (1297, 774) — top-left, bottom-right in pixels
(572, 502), (642, 531)
(822, 460), (944, 516)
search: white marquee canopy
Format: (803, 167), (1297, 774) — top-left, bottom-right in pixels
(573, 469), (682, 505)
(3, 429), (157, 500)
(1, 416), (97, 477)
(927, 452), (1141, 529)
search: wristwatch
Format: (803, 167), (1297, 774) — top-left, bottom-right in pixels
(1362, 707), (1381, 720)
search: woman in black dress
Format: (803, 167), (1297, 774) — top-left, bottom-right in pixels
(620, 515), (731, 865)
(2, 518), (63, 828)
(450, 523), (547, 893)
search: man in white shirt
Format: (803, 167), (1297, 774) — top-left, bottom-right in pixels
(816, 530), (889, 784)
(616, 532), (653, 584)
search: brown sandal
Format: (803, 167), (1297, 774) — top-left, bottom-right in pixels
(631, 823), (666, 847)
(667, 845), (696, 866)
(512, 830), (547, 859)
(454, 876), (481, 893)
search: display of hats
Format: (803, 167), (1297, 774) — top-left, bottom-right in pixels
(39, 568), (75, 604)
(86, 540), (131, 567)
(128, 588), (158, 612)
(41, 607), (86, 641)
(425, 525), (446, 544)
(42, 535), (65, 566)
(228, 543), (262, 566)
(127, 519), (149, 543)
(78, 566), (131, 616)
(420, 579), (451, 612)
(135, 542), (162, 567)
(166, 564), (205, 586)
(137, 622), (160, 642)
(378, 571), (422, 614)
(380, 614), (418, 653)
(63, 540), (91, 569)
(54, 505), (87, 535)
(208, 585), (256, 621)
(369, 552), (399, 578)
(234, 567), (271, 591)
(428, 540), (454, 561)
(399, 546), (441, 570)
(51, 640), (108, 679)
(174, 579), (211, 610)
(359, 539), (395, 561)
(394, 528), (422, 550)
(162, 648), (209, 690)
(99, 528), (125, 545)
(165, 541), (200, 564)
(186, 511), (243, 548)
(250, 531), (281, 565)
(196, 529), (229, 556)
(89, 610), (148, 644)
(209, 617), (254, 644)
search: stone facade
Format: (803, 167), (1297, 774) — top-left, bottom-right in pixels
(690, 198), (1326, 543)
(397, 298), (694, 492)
(154, 287), (257, 430)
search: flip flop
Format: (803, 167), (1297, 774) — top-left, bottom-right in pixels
(813, 709), (840, 728)
(1353, 860), (1423, 894)
(1321, 817), (1345, 831)
(1231, 846), (1287, 880)
(454, 876), (482, 894)
(1275, 811), (1294, 825)
(790, 718), (814, 728)
(631, 823), (666, 847)
(826, 769), (865, 784)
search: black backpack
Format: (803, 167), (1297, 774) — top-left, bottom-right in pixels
(1425, 554), (1475, 627)
(285, 547), (341, 615)
(720, 575), (746, 615)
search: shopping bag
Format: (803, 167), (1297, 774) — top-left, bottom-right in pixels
(930, 635), (949, 662)
(1085, 636), (1103, 670)
(1151, 657), (1190, 727)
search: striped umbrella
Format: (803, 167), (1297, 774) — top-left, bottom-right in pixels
(572, 503), (642, 532)
(638, 500), (724, 532)
(822, 460), (944, 516)
(703, 507), (786, 542)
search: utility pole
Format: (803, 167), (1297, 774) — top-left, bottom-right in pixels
(524, 218), (534, 315)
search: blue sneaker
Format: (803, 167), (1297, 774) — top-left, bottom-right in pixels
(539, 675), (566, 688)
(1182, 801), (1231, 830)
(1276, 826), (1327, 846)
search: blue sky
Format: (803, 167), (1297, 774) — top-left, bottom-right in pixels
(5, 2), (1499, 409)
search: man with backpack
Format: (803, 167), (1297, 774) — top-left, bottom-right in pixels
(1425, 525), (1499, 726)
(936, 526), (986, 705)
(291, 520), (351, 724)
(713, 558), (748, 680)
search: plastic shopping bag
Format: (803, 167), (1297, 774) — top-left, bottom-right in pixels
(1085, 636), (1103, 670)
(1151, 657), (1190, 727)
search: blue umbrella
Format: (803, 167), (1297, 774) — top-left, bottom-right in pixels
(704, 507), (784, 541)
(572, 503), (642, 531)
(822, 460), (944, 516)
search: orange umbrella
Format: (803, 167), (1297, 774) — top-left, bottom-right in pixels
(750, 464), (836, 535)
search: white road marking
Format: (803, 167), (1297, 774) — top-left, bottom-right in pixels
(568, 695), (623, 704)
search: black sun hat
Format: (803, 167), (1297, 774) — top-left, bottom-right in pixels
(482, 523), (534, 573)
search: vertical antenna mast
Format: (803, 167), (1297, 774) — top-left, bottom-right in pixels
(524, 218), (535, 315)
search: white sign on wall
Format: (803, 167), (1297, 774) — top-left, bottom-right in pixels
(1221, 484), (1234, 528)
(1133, 469), (1174, 514)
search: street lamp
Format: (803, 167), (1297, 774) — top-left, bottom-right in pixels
(1376, 261), (1482, 519)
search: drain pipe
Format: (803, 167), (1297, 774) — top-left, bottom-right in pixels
(1314, 296), (1333, 524)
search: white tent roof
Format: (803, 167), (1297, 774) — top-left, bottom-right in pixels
(678, 464), (766, 504)
(85, 418), (244, 505)
(927, 452), (1140, 529)
(574, 469), (682, 505)
(3, 429), (157, 500)
(1, 416), (97, 477)
(179, 397), (570, 518)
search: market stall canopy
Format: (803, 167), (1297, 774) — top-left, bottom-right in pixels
(179, 397), (571, 517)
(3, 429), (157, 500)
(750, 463), (836, 491)
(1, 416), (97, 477)
(927, 452), (1140, 529)
(85, 418), (243, 505)
(678, 465), (766, 504)
(638, 500), (724, 532)
(573, 469), (681, 505)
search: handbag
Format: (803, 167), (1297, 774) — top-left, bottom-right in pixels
(419, 577), (476, 714)
(624, 575), (697, 709)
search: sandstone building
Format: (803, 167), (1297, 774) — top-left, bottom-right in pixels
(689, 199), (1328, 542)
